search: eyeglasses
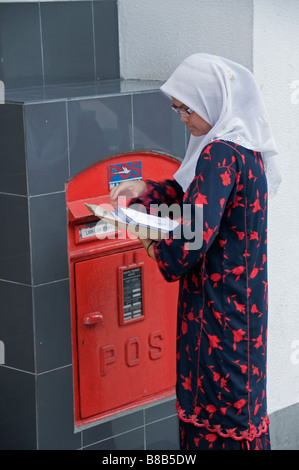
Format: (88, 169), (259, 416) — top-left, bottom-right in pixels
(171, 104), (194, 117)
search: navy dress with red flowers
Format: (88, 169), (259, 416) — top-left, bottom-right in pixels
(139, 140), (269, 444)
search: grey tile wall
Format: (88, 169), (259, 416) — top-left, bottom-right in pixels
(41, 1), (95, 85)
(36, 366), (81, 450)
(269, 403), (299, 450)
(34, 280), (72, 373)
(0, 84), (185, 450)
(0, 281), (34, 372)
(29, 192), (69, 285)
(68, 94), (133, 177)
(0, 0), (184, 451)
(24, 102), (69, 196)
(133, 92), (186, 157)
(93, 0), (120, 80)
(82, 398), (179, 450)
(0, 3), (43, 88)
(0, 104), (27, 195)
(146, 415), (179, 450)
(0, 1), (120, 90)
(0, 367), (36, 450)
(0, 193), (31, 284)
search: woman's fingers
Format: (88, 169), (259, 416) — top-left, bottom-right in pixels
(110, 180), (146, 205)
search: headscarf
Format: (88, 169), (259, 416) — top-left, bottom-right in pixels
(160, 53), (281, 197)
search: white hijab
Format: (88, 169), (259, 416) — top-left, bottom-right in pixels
(160, 53), (281, 197)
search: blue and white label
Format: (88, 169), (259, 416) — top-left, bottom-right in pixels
(108, 161), (142, 190)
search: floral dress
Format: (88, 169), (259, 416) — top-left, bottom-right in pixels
(136, 140), (270, 448)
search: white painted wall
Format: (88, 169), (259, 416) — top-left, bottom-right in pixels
(253, 0), (299, 414)
(118, 0), (299, 415)
(118, 0), (253, 80)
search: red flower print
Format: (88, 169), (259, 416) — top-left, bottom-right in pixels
(220, 171), (231, 186)
(181, 373), (192, 391)
(233, 399), (247, 414)
(207, 334), (223, 355)
(220, 374), (230, 392)
(253, 398), (262, 416)
(206, 433), (218, 448)
(248, 169), (257, 181)
(251, 304), (262, 317)
(252, 327), (263, 349)
(250, 263), (260, 278)
(230, 225), (246, 240)
(251, 190), (262, 213)
(236, 231), (245, 240)
(176, 405), (185, 420)
(252, 198), (262, 212)
(206, 433), (217, 443)
(226, 427), (239, 438)
(181, 320), (188, 335)
(202, 223), (216, 245)
(232, 329), (246, 351)
(187, 310), (194, 321)
(197, 376), (205, 393)
(195, 193), (208, 205)
(212, 371), (221, 383)
(218, 238), (227, 248)
(250, 230), (259, 241)
(206, 404), (217, 418)
(233, 300), (246, 314)
(234, 360), (247, 374)
(210, 272), (222, 287)
(203, 144), (213, 159)
(232, 265), (245, 281)
(212, 307), (223, 324)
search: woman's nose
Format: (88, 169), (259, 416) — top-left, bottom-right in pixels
(180, 113), (189, 123)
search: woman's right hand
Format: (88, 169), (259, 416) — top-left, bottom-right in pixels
(110, 180), (147, 206)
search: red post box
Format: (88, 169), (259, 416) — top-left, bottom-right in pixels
(66, 151), (180, 427)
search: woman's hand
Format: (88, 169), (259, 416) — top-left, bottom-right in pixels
(139, 238), (156, 260)
(110, 180), (147, 206)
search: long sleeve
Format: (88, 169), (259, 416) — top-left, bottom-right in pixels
(154, 141), (241, 282)
(130, 178), (184, 211)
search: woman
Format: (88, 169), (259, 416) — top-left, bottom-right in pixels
(110, 54), (281, 450)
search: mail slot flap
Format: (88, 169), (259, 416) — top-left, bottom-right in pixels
(68, 195), (111, 222)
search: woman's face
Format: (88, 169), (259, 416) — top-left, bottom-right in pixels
(172, 98), (212, 137)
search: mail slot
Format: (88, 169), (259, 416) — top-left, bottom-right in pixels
(66, 151), (180, 426)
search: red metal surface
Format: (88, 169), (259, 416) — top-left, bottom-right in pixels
(66, 151), (180, 426)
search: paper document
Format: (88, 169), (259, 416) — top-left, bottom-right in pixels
(112, 207), (179, 232)
(85, 203), (179, 240)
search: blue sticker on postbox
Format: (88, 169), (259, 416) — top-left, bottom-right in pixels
(108, 161), (142, 190)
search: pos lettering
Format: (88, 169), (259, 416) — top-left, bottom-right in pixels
(100, 330), (164, 376)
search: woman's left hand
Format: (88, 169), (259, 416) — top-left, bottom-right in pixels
(140, 238), (156, 260)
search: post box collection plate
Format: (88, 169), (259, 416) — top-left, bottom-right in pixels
(66, 151), (180, 426)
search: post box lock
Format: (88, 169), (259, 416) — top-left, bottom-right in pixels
(83, 312), (103, 325)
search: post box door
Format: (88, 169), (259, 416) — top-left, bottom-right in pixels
(75, 248), (177, 420)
